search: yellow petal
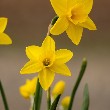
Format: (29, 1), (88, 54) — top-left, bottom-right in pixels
(0, 17), (7, 33)
(50, 63), (71, 76)
(26, 45), (42, 60)
(50, 17), (69, 35)
(20, 61), (43, 74)
(42, 36), (55, 53)
(83, 0), (93, 14)
(39, 68), (55, 90)
(79, 17), (97, 30)
(66, 23), (83, 45)
(50, 0), (67, 16)
(55, 49), (73, 64)
(0, 33), (12, 45)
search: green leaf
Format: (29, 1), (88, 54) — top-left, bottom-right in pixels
(81, 84), (89, 110)
(50, 94), (61, 110)
(0, 80), (9, 110)
(33, 79), (42, 110)
(68, 58), (87, 110)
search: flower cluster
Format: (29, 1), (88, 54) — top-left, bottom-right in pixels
(0, 0), (96, 110)
(19, 0), (96, 110)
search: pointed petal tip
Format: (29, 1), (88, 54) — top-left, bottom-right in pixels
(73, 40), (80, 46)
(68, 71), (72, 76)
(93, 26), (97, 30)
(20, 69), (25, 74)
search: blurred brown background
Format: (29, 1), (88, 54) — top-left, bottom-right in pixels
(0, 0), (110, 110)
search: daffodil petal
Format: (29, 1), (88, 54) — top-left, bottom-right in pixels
(0, 33), (12, 45)
(50, 64), (71, 76)
(83, 0), (93, 14)
(79, 17), (97, 30)
(50, 0), (67, 16)
(42, 36), (55, 53)
(26, 46), (42, 60)
(50, 17), (69, 35)
(55, 49), (73, 64)
(66, 23), (83, 45)
(0, 17), (7, 33)
(20, 61), (43, 74)
(39, 68), (55, 90)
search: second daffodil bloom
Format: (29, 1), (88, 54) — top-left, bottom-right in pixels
(20, 77), (37, 99)
(20, 36), (73, 90)
(50, 0), (97, 45)
(0, 17), (12, 45)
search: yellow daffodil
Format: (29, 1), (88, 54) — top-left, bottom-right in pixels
(0, 17), (12, 45)
(52, 81), (65, 98)
(20, 77), (37, 99)
(61, 96), (70, 109)
(20, 36), (73, 90)
(50, 0), (97, 45)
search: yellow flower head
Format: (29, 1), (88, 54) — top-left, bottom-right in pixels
(20, 77), (37, 99)
(52, 80), (65, 98)
(61, 96), (70, 109)
(50, 0), (97, 45)
(0, 17), (12, 45)
(20, 36), (73, 90)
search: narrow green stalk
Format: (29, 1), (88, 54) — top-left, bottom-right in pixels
(0, 80), (9, 110)
(33, 79), (42, 110)
(47, 87), (51, 110)
(68, 58), (87, 110)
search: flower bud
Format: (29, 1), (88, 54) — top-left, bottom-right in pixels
(61, 96), (70, 109)
(52, 80), (65, 99)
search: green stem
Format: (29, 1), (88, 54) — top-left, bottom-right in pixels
(0, 80), (9, 110)
(33, 79), (42, 110)
(68, 58), (87, 110)
(47, 87), (51, 110)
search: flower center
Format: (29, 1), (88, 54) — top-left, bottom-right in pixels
(43, 58), (51, 67)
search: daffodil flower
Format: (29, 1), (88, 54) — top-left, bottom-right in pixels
(0, 17), (12, 45)
(20, 36), (73, 90)
(50, 0), (97, 45)
(61, 96), (70, 110)
(52, 81), (65, 98)
(20, 77), (37, 99)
